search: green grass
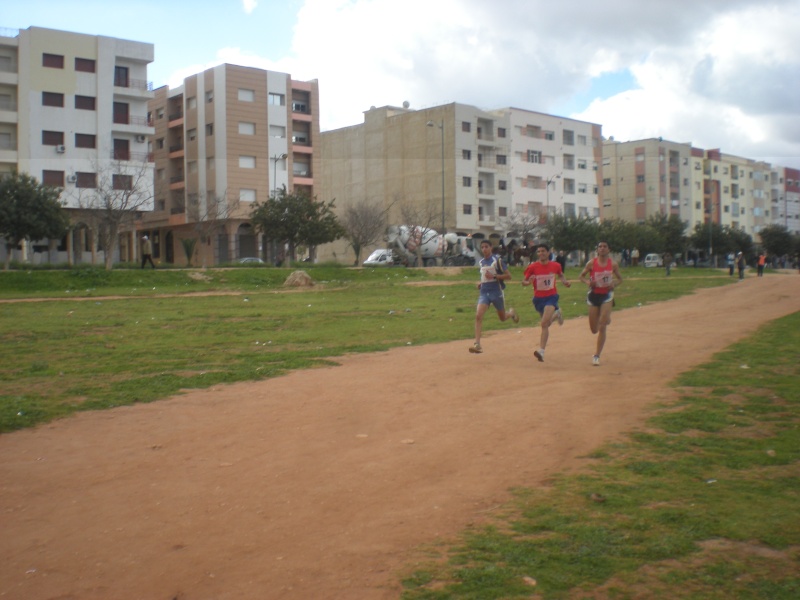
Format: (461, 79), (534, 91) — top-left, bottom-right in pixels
(400, 313), (800, 599)
(0, 264), (737, 433)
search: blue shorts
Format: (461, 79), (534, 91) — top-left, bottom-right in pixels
(532, 294), (559, 315)
(478, 287), (506, 311)
(587, 290), (614, 307)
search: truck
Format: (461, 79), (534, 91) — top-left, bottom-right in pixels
(385, 225), (480, 267)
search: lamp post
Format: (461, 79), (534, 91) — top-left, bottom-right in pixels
(545, 173), (561, 222)
(426, 120), (445, 233)
(271, 153), (288, 196)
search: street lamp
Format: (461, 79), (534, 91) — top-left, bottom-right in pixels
(426, 120), (445, 233)
(271, 153), (288, 195)
(545, 173), (561, 222)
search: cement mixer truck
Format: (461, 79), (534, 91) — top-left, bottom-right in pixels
(385, 225), (479, 267)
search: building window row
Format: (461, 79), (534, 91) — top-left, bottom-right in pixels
(41, 170), (130, 189)
(42, 52), (97, 73)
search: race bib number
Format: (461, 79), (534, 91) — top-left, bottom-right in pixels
(480, 266), (494, 283)
(535, 274), (555, 291)
(593, 272), (613, 287)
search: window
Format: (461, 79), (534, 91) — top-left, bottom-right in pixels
(462, 149), (471, 160)
(496, 154), (507, 165)
(114, 66), (129, 87)
(462, 204), (472, 215)
(269, 125), (286, 138)
(157, 138), (165, 149)
(42, 92), (64, 107)
(498, 180), (507, 191)
(238, 88), (255, 102)
(42, 130), (64, 146)
(42, 170), (64, 186)
(239, 155), (256, 169)
(578, 183), (587, 193)
(603, 178), (612, 186)
(462, 121), (471, 133)
(563, 130), (574, 145)
(74, 57), (95, 73)
(187, 97), (197, 110)
(498, 207), (507, 217)
(268, 93), (284, 105)
(156, 108), (165, 119)
(187, 161), (198, 174)
(578, 159), (587, 170)
(187, 128), (197, 142)
(527, 150), (542, 163)
(636, 154), (645, 162)
(544, 131), (555, 141)
(462, 176), (472, 187)
(636, 175), (645, 183)
(577, 134), (587, 145)
(563, 154), (575, 169)
(205, 123), (214, 136)
(239, 122), (256, 135)
(112, 174), (132, 190)
(42, 53), (64, 69)
(113, 102), (129, 124)
(75, 172), (97, 188)
(75, 95), (96, 110)
(239, 189), (257, 202)
(636, 197), (645, 204)
(75, 133), (96, 149)
(205, 91), (214, 103)
(497, 128), (506, 138)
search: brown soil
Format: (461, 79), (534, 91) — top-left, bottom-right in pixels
(1, 275), (798, 600)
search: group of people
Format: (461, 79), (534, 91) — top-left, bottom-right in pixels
(469, 239), (623, 366)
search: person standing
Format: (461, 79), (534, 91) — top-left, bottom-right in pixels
(469, 240), (518, 354)
(522, 243), (571, 362)
(579, 241), (623, 366)
(757, 252), (766, 277)
(555, 250), (567, 273)
(663, 252), (673, 276)
(631, 247), (640, 267)
(727, 252), (735, 276)
(736, 252), (746, 280)
(141, 235), (155, 269)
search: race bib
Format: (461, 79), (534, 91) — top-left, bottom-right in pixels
(480, 266), (495, 283)
(535, 274), (555, 291)
(593, 272), (613, 287)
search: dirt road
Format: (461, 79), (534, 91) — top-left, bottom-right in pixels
(1, 274), (798, 600)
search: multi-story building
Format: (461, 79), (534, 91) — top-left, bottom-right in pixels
(770, 166), (800, 235)
(316, 102), (601, 263)
(602, 138), (775, 241)
(144, 64), (319, 265)
(0, 26), (154, 265)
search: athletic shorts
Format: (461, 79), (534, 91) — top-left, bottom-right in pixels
(478, 287), (505, 311)
(532, 294), (559, 315)
(587, 290), (614, 307)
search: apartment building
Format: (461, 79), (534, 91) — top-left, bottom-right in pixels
(770, 166), (800, 235)
(602, 138), (775, 240)
(0, 26), (154, 265)
(316, 102), (601, 263)
(144, 64), (319, 265)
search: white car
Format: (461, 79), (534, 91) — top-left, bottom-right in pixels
(363, 249), (401, 267)
(643, 253), (663, 268)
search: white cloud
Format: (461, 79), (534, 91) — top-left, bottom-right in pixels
(242, 0), (258, 15)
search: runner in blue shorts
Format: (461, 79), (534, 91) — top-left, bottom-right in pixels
(469, 240), (518, 354)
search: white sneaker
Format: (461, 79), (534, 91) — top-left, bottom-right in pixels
(534, 349), (544, 362)
(469, 343), (483, 354)
(592, 355), (600, 366)
(510, 308), (519, 324)
(556, 309), (564, 326)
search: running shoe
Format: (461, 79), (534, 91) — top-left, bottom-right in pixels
(555, 308), (564, 326)
(534, 349), (544, 362)
(469, 343), (483, 354)
(592, 355), (600, 366)
(510, 308), (519, 324)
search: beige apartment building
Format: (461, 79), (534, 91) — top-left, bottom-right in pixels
(602, 138), (775, 241)
(316, 102), (601, 263)
(770, 166), (800, 235)
(143, 64), (319, 266)
(0, 26), (154, 265)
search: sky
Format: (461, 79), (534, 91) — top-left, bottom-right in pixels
(5, 0), (800, 169)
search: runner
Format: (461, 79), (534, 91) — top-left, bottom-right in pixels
(522, 243), (571, 362)
(469, 240), (518, 354)
(578, 241), (623, 366)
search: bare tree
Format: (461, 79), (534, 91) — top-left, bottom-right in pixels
(398, 200), (440, 266)
(340, 198), (393, 265)
(68, 159), (154, 270)
(500, 210), (541, 245)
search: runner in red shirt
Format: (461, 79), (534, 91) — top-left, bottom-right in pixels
(578, 241), (623, 366)
(522, 243), (571, 362)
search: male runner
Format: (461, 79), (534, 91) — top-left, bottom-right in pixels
(522, 243), (571, 362)
(578, 241), (623, 366)
(469, 240), (518, 354)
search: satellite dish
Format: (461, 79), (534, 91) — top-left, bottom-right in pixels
(402, 100), (410, 108)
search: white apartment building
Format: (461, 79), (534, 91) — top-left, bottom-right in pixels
(316, 102), (601, 263)
(144, 64), (319, 265)
(0, 26), (154, 265)
(770, 166), (800, 235)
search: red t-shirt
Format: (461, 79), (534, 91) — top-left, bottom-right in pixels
(523, 260), (562, 297)
(590, 257), (614, 294)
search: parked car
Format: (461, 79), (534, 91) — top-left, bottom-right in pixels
(238, 257), (265, 264)
(643, 253), (663, 268)
(363, 249), (402, 267)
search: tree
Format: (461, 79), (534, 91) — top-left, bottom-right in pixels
(185, 190), (238, 268)
(542, 214), (599, 263)
(646, 214), (688, 257)
(500, 210), (541, 245)
(68, 159), (154, 270)
(0, 172), (69, 270)
(597, 218), (639, 253)
(340, 199), (391, 266)
(250, 187), (345, 262)
(758, 224), (794, 257)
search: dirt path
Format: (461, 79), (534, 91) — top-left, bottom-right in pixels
(1, 275), (798, 600)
